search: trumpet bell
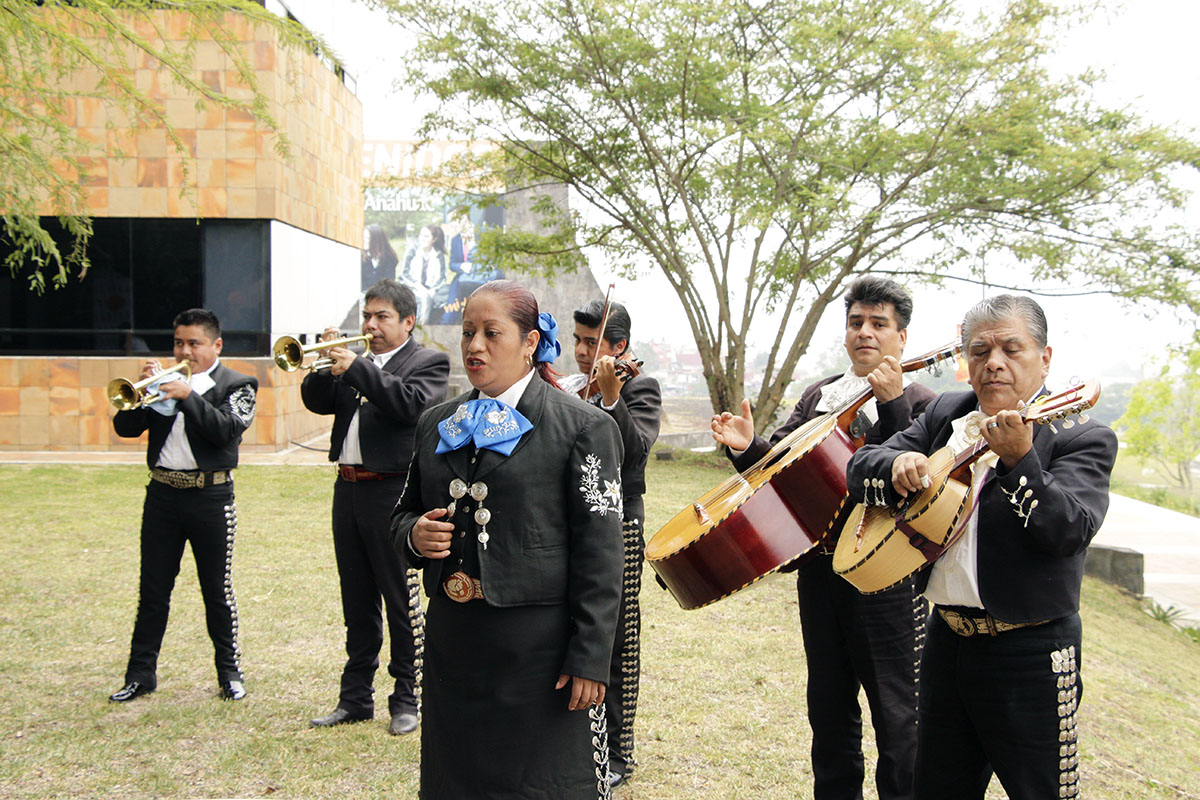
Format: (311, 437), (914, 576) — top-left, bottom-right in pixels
(106, 378), (142, 411)
(273, 335), (305, 372)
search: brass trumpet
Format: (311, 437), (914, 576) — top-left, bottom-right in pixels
(272, 333), (373, 372)
(107, 361), (192, 410)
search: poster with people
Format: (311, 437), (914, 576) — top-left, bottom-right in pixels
(362, 141), (507, 326)
(361, 188), (505, 326)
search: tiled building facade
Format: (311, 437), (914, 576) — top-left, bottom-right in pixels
(0, 6), (363, 453)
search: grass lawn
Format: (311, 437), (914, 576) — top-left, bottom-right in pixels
(1, 456), (1198, 799)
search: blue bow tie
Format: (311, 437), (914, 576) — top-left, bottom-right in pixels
(436, 398), (533, 456)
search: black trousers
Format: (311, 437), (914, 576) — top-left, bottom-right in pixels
(124, 479), (242, 687)
(332, 475), (420, 717)
(606, 497), (644, 775)
(797, 554), (925, 800)
(914, 611), (1082, 800)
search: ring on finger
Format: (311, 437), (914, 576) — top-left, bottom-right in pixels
(986, 421), (1000, 430)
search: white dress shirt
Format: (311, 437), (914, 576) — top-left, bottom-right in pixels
(338, 338), (410, 466)
(924, 389), (1042, 609)
(156, 360), (219, 470)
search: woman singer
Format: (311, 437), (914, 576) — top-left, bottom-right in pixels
(391, 279), (625, 799)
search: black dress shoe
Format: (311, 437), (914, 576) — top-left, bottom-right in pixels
(606, 769), (625, 788)
(310, 708), (372, 727)
(388, 712), (418, 736)
(109, 682), (153, 702)
(219, 680), (246, 701)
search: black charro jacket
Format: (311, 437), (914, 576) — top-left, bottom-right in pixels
(300, 341), (450, 473)
(846, 389), (1118, 624)
(113, 361), (257, 471)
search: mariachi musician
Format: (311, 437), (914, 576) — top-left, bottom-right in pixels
(711, 275), (935, 800)
(109, 308), (257, 704)
(570, 298), (662, 788)
(845, 295), (1117, 799)
(301, 279), (450, 736)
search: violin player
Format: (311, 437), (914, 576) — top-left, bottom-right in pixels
(571, 298), (662, 789)
(845, 295), (1117, 799)
(711, 275), (936, 800)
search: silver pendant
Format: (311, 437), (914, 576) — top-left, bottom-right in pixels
(477, 531), (490, 549)
(474, 507), (492, 525)
(449, 478), (468, 499)
(469, 481), (488, 501)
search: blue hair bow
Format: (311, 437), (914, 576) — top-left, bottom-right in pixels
(534, 312), (561, 363)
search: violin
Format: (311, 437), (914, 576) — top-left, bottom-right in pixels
(560, 355), (644, 401)
(559, 281), (644, 402)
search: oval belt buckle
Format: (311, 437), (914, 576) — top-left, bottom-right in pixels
(944, 610), (976, 637)
(443, 570), (476, 603)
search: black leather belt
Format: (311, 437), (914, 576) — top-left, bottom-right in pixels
(150, 468), (230, 489)
(338, 465), (406, 482)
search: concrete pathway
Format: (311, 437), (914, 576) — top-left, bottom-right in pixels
(1092, 493), (1200, 625)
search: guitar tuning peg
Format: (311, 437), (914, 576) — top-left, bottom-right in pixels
(1062, 419), (1075, 429)
(1049, 422), (1058, 434)
(1079, 413), (1090, 424)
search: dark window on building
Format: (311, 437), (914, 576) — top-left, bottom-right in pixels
(0, 217), (269, 356)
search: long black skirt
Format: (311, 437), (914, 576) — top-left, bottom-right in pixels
(420, 593), (606, 800)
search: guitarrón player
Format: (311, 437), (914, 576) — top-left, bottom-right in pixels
(845, 295), (1117, 800)
(711, 275), (936, 800)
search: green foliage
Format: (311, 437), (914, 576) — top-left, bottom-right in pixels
(1115, 343), (1200, 490)
(1144, 600), (1189, 625)
(372, 0), (1200, 427)
(0, 0), (327, 292)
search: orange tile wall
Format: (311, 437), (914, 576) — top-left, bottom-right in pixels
(0, 356), (327, 453)
(35, 8), (363, 247)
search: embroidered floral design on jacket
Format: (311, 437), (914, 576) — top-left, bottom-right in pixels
(579, 453), (622, 517)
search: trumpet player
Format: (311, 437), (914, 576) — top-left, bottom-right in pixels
(302, 279), (450, 736)
(109, 308), (258, 704)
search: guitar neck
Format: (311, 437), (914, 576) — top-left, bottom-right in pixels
(832, 341), (962, 429)
(946, 380), (1101, 480)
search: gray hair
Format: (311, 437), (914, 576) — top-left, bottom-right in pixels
(961, 294), (1048, 350)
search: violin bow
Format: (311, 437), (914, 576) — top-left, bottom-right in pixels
(582, 283), (617, 400)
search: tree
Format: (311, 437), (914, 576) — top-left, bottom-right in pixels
(1115, 344), (1200, 490)
(1, 0), (326, 292)
(374, 0), (1200, 430)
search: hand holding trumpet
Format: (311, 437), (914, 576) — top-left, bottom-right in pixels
(318, 327), (357, 376)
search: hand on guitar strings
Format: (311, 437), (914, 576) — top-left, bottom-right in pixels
(890, 451), (932, 498)
(981, 407), (1033, 468)
(410, 508), (455, 559)
(866, 355), (904, 403)
(711, 398), (755, 452)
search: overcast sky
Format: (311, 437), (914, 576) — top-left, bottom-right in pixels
(284, 0), (1200, 386)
